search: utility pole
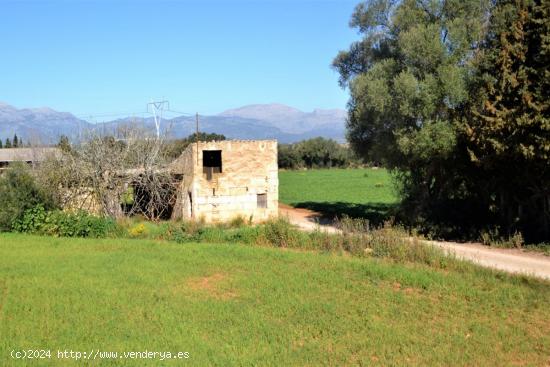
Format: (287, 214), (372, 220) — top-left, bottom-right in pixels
(196, 112), (200, 165)
(147, 100), (169, 139)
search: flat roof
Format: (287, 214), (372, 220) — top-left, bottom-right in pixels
(0, 147), (60, 162)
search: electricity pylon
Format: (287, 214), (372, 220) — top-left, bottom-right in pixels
(147, 100), (169, 139)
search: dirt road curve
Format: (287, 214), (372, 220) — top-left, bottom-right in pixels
(279, 204), (550, 280)
(427, 241), (550, 280)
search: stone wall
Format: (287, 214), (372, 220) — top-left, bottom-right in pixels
(173, 140), (278, 223)
(172, 144), (196, 220)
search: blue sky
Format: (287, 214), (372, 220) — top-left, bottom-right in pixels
(1, 0), (359, 117)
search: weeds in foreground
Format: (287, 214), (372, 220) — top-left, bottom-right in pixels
(12, 205), (460, 269)
(480, 228), (524, 249)
(120, 216), (458, 270)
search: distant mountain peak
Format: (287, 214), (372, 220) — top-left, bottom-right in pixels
(0, 101), (346, 144)
(0, 102), (88, 143)
(218, 103), (345, 134)
(219, 103), (303, 117)
(0, 101), (16, 110)
(219, 103), (346, 116)
(27, 106), (56, 113)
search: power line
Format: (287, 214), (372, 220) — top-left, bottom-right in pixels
(166, 109), (196, 116)
(75, 111), (148, 119)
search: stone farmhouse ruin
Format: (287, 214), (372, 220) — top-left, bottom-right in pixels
(0, 141), (279, 224)
(171, 140), (278, 223)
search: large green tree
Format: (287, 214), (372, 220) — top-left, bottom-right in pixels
(336, 0), (550, 241)
(334, 0), (490, 162)
(334, 0), (492, 237)
(463, 0), (550, 240)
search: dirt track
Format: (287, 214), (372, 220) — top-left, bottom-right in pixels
(279, 203), (550, 280)
(279, 203), (338, 232)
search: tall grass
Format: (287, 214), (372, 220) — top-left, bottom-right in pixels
(12, 204), (458, 269)
(113, 216), (458, 270)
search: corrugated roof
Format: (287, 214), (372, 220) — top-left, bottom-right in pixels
(0, 147), (60, 162)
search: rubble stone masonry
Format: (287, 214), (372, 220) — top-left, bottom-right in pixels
(172, 140), (278, 223)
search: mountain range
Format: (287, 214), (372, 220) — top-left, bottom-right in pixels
(0, 102), (347, 144)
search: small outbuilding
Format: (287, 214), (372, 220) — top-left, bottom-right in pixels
(171, 140), (278, 223)
(0, 147), (60, 172)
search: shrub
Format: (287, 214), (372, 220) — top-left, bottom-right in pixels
(480, 228), (524, 249)
(13, 206), (117, 238)
(128, 223), (148, 238)
(170, 226), (193, 243)
(11, 205), (49, 234)
(336, 215), (370, 233)
(367, 226), (445, 266)
(332, 216), (454, 267)
(169, 221), (206, 243)
(228, 215), (246, 228)
(0, 163), (56, 231)
(43, 211), (116, 238)
(257, 218), (308, 248)
(226, 226), (260, 244)
(308, 229), (342, 253)
(165, 216), (458, 269)
(10, 203), (457, 269)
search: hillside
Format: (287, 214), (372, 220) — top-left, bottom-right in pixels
(0, 102), (89, 144)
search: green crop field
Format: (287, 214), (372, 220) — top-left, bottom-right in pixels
(279, 168), (399, 223)
(1, 233), (549, 366)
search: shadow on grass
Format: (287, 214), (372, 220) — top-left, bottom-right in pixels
(293, 201), (398, 226)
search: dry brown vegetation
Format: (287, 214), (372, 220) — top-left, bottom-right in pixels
(37, 125), (179, 220)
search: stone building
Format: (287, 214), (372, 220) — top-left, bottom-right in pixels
(171, 140), (278, 223)
(0, 147), (60, 173)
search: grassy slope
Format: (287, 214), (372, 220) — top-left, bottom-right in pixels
(0, 233), (549, 366)
(279, 168), (399, 223)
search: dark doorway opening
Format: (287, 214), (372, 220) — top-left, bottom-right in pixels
(129, 179), (177, 220)
(203, 150), (222, 180)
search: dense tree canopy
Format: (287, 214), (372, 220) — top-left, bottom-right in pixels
(463, 0), (550, 240)
(334, 0), (493, 237)
(163, 133), (226, 159)
(278, 137), (359, 169)
(334, 0), (490, 165)
(335, 0), (550, 241)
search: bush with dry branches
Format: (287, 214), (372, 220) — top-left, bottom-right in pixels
(37, 124), (180, 220)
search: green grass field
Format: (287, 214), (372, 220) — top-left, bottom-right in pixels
(1, 233), (549, 366)
(279, 168), (399, 224)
